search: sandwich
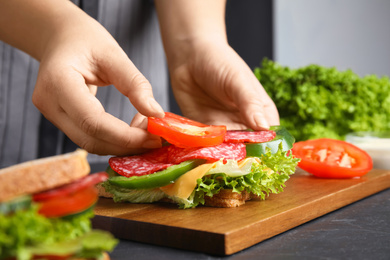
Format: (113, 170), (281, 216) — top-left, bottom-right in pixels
(99, 112), (300, 208)
(0, 149), (117, 260)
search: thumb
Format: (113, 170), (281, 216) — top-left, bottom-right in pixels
(102, 48), (165, 118)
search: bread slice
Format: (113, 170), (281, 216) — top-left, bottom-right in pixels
(204, 189), (251, 208)
(96, 183), (114, 199)
(0, 149), (90, 202)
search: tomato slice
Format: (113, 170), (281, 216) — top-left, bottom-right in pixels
(33, 172), (108, 202)
(147, 112), (226, 148)
(292, 138), (373, 178)
(37, 185), (98, 218)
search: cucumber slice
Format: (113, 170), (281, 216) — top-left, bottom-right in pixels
(61, 203), (95, 220)
(245, 126), (295, 156)
(0, 195), (32, 215)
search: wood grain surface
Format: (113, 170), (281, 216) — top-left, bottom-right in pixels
(92, 169), (390, 255)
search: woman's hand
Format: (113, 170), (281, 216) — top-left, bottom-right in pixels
(168, 39), (279, 130)
(0, 0), (164, 155)
(155, 0), (279, 130)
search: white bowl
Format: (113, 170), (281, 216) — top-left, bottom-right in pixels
(345, 131), (390, 170)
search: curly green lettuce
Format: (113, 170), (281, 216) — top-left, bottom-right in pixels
(254, 58), (390, 141)
(100, 183), (166, 203)
(170, 145), (300, 208)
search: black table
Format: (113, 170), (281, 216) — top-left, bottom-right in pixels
(91, 164), (390, 260)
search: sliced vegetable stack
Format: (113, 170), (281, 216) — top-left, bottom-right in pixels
(100, 113), (300, 208)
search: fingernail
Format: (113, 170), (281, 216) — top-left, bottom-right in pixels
(142, 139), (162, 149)
(254, 113), (270, 129)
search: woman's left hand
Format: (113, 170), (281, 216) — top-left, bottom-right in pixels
(168, 38), (279, 130)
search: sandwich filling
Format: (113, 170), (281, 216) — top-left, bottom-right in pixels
(101, 125), (300, 208)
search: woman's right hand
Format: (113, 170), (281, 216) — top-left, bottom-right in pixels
(0, 0), (165, 155)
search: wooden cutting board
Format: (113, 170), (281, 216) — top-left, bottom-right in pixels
(92, 169), (390, 255)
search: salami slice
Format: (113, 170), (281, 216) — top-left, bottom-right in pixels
(224, 130), (276, 143)
(109, 146), (173, 177)
(109, 142), (247, 177)
(167, 143), (246, 164)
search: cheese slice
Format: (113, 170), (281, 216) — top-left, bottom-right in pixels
(160, 163), (216, 199)
(160, 158), (261, 200)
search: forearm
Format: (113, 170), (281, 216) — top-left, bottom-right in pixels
(0, 0), (94, 61)
(154, 0), (227, 66)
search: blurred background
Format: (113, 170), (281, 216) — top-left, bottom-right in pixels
(274, 0), (390, 77)
(222, 0), (390, 169)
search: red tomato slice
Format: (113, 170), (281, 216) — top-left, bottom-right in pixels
(147, 112), (227, 148)
(37, 185), (98, 218)
(292, 138), (373, 178)
(33, 172), (108, 202)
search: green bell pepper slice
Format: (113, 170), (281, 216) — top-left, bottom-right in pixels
(107, 159), (205, 189)
(245, 126), (295, 156)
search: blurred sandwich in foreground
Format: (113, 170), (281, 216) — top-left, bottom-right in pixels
(0, 149), (117, 260)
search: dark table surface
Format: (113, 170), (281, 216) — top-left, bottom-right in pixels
(91, 164), (390, 260)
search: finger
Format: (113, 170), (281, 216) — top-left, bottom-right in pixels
(100, 48), (165, 118)
(54, 70), (162, 151)
(130, 113), (148, 129)
(130, 113), (165, 143)
(228, 73), (272, 130)
(253, 78), (280, 126)
(263, 97), (280, 126)
(88, 84), (98, 95)
(48, 111), (152, 155)
(34, 78), (147, 155)
(247, 81), (281, 129)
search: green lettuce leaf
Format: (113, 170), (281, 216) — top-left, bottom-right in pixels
(170, 143), (300, 209)
(101, 182), (166, 203)
(26, 230), (118, 260)
(0, 205), (117, 260)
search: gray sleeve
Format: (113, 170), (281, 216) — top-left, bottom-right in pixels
(0, 44), (41, 168)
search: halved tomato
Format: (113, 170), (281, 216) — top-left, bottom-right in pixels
(33, 172), (108, 201)
(147, 112), (226, 148)
(292, 138), (373, 178)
